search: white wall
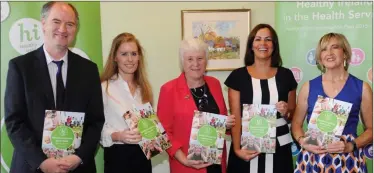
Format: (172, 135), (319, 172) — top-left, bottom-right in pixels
(100, 2), (275, 172)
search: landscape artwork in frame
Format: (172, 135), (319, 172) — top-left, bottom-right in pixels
(182, 9), (251, 71)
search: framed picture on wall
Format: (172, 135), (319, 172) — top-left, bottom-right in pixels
(181, 9), (251, 71)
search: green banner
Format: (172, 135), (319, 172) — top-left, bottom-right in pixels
(0, 2), (104, 172)
(275, 1), (373, 172)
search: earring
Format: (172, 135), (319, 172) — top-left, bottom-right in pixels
(318, 61), (324, 71)
(344, 60), (346, 67)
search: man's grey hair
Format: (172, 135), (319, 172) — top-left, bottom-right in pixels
(41, 1), (79, 23)
(179, 37), (209, 63)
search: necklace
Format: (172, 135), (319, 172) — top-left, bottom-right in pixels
(190, 84), (207, 99)
(323, 72), (348, 82)
(190, 85), (209, 110)
(322, 73), (348, 95)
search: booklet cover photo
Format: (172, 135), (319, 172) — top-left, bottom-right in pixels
(123, 102), (172, 159)
(305, 95), (352, 147)
(42, 110), (85, 158)
(188, 110), (227, 164)
(241, 104), (277, 153)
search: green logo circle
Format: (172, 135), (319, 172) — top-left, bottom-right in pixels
(138, 119), (158, 139)
(248, 115), (269, 137)
(317, 110), (338, 133)
(51, 126), (74, 149)
(197, 125), (217, 147)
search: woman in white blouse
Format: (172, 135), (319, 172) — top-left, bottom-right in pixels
(100, 32), (153, 173)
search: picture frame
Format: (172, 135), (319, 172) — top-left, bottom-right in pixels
(181, 9), (251, 71)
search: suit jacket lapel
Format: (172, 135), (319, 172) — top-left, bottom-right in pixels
(35, 46), (56, 110)
(176, 73), (198, 111)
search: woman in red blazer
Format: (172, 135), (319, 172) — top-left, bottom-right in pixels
(157, 38), (235, 173)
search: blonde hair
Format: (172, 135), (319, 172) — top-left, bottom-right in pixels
(101, 32), (153, 104)
(315, 32), (352, 72)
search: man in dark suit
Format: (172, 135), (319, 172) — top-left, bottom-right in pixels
(4, 2), (104, 173)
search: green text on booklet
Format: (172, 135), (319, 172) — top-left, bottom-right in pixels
(42, 110), (85, 158)
(305, 95), (352, 147)
(241, 104), (277, 153)
(188, 110), (227, 164)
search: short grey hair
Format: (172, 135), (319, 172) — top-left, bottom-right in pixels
(179, 38), (209, 62)
(41, 1), (79, 24)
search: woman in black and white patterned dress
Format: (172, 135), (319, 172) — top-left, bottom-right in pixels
(225, 24), (297, 173)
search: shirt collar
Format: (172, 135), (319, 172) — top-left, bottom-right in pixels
(43, 45), (68, 65)
(112, 74), (140, 97)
